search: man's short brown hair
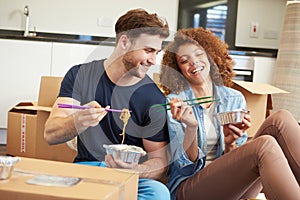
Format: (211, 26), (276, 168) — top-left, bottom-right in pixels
(115, 8), (169, 41)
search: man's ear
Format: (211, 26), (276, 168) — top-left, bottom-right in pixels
(118, 35), (130, 50)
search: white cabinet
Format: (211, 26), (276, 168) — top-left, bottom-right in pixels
(253, 56), (276, 84)
(0, 39), (115, 129)
(0, 39), (52, 128)
(51, 42), (114, 76)
(235, 0), (286, 49)
(231, 54), (276, 84)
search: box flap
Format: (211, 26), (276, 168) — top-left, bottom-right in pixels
(233, 80), (289, 95)
(38, 76), (63, 107)
(13, 105), (52, 112)
(13, 102), (37, 107)
(2, 157), (139, 200)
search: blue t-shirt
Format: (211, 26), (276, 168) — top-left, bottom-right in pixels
(59, 59), (169, 162)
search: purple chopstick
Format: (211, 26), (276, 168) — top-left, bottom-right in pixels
(57, 103), (131, 113)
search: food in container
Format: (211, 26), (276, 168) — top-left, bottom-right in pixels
(103, 144), (146, 164)
(215, 109), (250, 125)
(119, 108), (131, 144)
(0, 156), (21, 180)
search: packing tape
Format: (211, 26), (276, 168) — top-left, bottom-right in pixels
(20, 114), (26, 153)
(14, 168), (125, 199)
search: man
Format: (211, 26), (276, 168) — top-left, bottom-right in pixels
(44, 8), (170, 199)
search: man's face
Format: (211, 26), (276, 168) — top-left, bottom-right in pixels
(122, 34), (164, 79)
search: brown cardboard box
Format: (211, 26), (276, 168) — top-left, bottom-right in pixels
(0, 157), (138, 200)
(6, 76), (76, 162)
(232, 80), (288, 137)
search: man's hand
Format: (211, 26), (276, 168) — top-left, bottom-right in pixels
(44, 98), (110, 145)
(73, 101), (110, 133)
(105, 154), (138, 170)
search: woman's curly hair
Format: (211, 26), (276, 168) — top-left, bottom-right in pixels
(159, 27), (235, 95)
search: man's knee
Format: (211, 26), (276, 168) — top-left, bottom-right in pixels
(138, 179), (170, 200)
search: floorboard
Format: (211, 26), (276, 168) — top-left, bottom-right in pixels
(0, 144), (6, 156)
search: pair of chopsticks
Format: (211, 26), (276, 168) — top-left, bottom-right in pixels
(57, 103), (132, 113)
(152, 96), (219, 112)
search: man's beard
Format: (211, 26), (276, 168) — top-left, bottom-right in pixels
(122, 52), (144, 78)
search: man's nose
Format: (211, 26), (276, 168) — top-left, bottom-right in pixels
(148, 53), (157, 65)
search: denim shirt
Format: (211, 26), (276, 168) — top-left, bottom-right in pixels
(166, 84), (248, 200)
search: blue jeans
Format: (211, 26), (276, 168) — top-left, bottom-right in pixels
(76, 161), (170, 200)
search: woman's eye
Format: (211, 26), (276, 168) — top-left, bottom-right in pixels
(196, 52), (204, 57)
(180, 60), (189, 64)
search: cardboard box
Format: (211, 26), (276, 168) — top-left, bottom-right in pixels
(232, 80), (288, 137)
(0, 157), (138, 200)
(6, 76), (76, 162)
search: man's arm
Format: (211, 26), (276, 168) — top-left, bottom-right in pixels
(137, 140), (169, 180)
(44, 97), (108, 145)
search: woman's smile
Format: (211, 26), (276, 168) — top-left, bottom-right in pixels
(191, 66), (205, 74)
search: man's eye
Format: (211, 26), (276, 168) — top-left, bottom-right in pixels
(145, 49), (153, 53)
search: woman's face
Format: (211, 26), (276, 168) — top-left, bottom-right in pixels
(176, 43), (210, 85)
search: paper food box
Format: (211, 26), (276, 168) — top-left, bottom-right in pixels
(232, 80), (288, 137)
(0, 157), (138, 200)
(6, 76), (76, 162)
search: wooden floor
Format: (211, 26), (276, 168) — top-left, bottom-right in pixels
(0, 145), (6, 156)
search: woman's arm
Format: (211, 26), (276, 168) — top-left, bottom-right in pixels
(169, 98), (199, 162)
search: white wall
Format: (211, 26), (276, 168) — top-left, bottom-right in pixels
(0, 39), (116, 129)
(0, 129), (7, 144)
(0, 0), (179, 37)
(235, 0), (287, 49)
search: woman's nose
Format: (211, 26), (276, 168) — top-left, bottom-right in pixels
(189, 59), (198, 66)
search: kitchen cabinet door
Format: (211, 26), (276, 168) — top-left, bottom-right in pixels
(51, 42), (114, 76)
(253, 56), (276, 84)
(0, 39), (52, 128)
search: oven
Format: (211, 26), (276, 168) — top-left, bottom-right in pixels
(230, 55), (254, 82)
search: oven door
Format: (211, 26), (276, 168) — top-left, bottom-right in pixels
(233, 69), (253, 81)
(231, 55), (254, 82)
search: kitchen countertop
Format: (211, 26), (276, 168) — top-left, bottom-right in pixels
(228, 49), (277, 58)
(0, 29), (115, 46)
(0, 29), (278, 57)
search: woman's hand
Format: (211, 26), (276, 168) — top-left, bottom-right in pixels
(170, 98), (198, 127)
(223, 113), (251, 152)
(170, 98), (199, 161)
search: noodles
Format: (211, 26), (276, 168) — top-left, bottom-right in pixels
(119, 108), (131, 144)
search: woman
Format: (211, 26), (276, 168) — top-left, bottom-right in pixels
(159, 27), (300, 200)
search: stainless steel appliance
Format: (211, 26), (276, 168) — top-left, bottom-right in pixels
(230, 55), (254, 82)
